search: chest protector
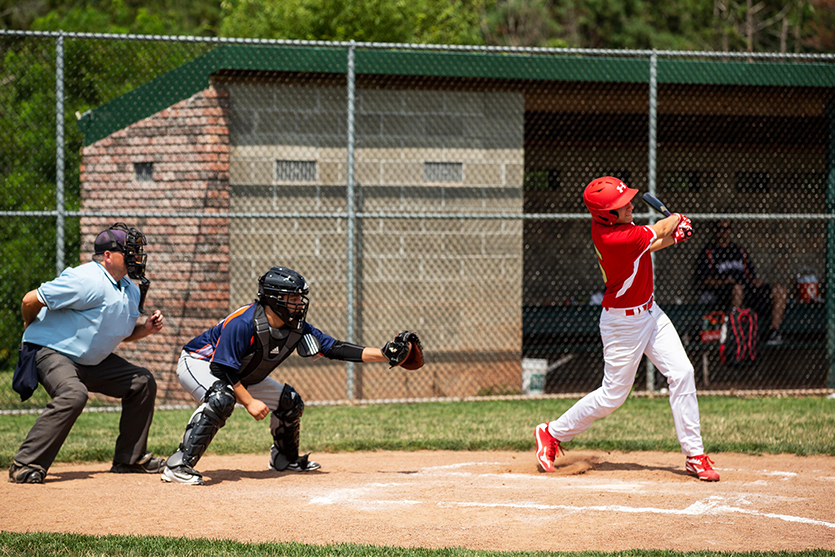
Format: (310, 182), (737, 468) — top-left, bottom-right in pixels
(238, 303), (303, 386)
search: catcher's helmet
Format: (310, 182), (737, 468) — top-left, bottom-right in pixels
(94, 222), (148, 280)
(257, 266), (310, 325)
(583, 176), (638, 225)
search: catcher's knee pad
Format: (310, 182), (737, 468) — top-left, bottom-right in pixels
(168, 381), (236, 469)
(273, 383), (305, 423)
(270, 384), (305, 470)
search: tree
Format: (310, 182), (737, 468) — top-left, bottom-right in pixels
(804, 0), (835, 51)
(219, 0), (484, 45)
(481, 0), (566, 47)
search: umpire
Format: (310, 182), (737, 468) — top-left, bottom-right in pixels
(9, 223), (166, 484)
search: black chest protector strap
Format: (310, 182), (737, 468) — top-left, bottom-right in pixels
(239, 304), (303, 382)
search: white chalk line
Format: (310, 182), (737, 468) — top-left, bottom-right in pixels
(440, 497), (835, 529)
(306, 462), (833, 529)
(309, 482), (421, 508)
(308, 486), (835, 529)
(421, 462), (505, 472)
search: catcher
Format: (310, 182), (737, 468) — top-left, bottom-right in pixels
(161, 265), (423, 485)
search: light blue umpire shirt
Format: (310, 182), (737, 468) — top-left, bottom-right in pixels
(22, 261), (141, 366)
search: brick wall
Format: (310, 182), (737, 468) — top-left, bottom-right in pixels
(80, 87), (231, 403)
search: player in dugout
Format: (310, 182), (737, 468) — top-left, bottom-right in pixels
(161, 265), (423, 485)
(534, 177), (720, 481)
(696, 219), (787, 346)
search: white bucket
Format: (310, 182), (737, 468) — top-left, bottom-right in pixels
(521, 358), (547, 396)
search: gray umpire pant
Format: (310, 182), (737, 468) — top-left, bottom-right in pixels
(14, 347), (157, 471)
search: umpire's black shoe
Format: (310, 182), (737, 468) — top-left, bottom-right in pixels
(110, 451), (167, 474)
(9, 460), (46, 484)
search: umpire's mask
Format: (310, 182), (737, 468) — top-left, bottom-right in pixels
(94, 222), (148, 280)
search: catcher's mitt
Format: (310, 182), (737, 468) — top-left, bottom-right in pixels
(382, 331), (424, 370)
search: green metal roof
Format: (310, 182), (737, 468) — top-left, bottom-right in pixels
(77, 44), (835, 146)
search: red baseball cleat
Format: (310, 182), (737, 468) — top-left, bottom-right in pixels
(686, 454), (720, 481)
(535, 423), (564, 472)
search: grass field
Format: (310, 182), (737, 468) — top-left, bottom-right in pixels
(2, 531), (835, 557)
(2, 395), (834, 556)
(2, 396), (834, 469)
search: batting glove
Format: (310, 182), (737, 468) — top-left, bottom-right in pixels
(673, 222), (693, 243)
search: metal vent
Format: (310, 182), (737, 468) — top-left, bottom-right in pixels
(134, 162), (153, 182)
(423, 162), (463, 183)
(276, 160), (317, 182)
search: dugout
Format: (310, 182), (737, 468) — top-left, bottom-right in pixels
(76, 45), (835, 399)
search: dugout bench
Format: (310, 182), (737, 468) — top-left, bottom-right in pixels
(522, 301), (827, 387)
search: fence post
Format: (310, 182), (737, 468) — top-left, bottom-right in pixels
(827, 100), (835, 389)
(646, 50), (658, 392)
(345, 41), (357, 400)
(55, 31), (65, 276)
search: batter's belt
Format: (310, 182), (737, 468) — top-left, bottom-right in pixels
(604, 297), (654, 317)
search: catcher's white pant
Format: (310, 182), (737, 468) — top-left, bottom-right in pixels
(548, 304), (705, 457)
(176, 351), (286, 410)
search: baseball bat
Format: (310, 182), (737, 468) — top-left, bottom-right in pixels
(641, 192), (671, 217)
(642, 192), (692, 238)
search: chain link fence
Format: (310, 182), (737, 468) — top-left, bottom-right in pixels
(2, 30), (834, 411)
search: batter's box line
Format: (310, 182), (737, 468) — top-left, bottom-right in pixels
(439, 499), (835, 529)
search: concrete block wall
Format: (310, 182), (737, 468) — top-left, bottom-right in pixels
(225, 84), (525, 398)
(79, 87), (231, 402)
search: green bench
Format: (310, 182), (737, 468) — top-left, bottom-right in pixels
(522, 301), (827, 356)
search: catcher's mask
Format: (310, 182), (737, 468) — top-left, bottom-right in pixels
(583, 176), (638, 225)
(257, 266), (310, 325)
(94, 222), (147, 280)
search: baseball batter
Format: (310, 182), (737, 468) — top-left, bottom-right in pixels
(535, 176), (719, 481)
(161, 265), (423, 485)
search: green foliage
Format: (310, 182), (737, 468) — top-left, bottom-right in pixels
(481, 0), (567, 47)
(219, 0), (485, 44)
(2, 0), (223, 36)
(476, 0), (835, 51)
(4, 0), (835, 52)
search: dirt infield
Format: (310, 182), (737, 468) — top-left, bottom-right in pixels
(2, 450), (834, 552)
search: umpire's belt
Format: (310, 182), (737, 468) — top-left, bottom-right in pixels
(604, 298), (653, 317)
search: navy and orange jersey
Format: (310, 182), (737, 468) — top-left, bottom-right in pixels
(183, 302), (337, 373)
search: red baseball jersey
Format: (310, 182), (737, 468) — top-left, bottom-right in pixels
(591, 221), (656, 309)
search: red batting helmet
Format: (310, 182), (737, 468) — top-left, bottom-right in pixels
(583, 176), (638, 225)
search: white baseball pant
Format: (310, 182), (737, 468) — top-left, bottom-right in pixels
(547, 304), (705, 456)
(176, 350), (286, 411)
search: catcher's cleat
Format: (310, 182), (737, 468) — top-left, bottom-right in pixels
(8, 460), (46, 484)
(160, 464), (204, 485)
(685, 454), (720, 481)
(270, 451), (321, 472)
(110, 451), (167, 474)
(535, 423), (564, 473)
